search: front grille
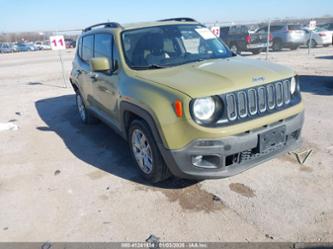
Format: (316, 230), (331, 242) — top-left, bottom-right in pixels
(221, 79), (295, 124)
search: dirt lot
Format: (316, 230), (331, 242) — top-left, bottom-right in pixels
(0, 47), (332, 242)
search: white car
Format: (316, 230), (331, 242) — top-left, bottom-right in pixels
(303, 28), (332, 47)
(34, 41), (51, 50)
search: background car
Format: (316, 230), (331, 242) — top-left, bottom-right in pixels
(220, 25), (272, 54)
(35, 40), (51, 50)
(318, 23), (333, 44)
(0, 42), (14, 53)
(260, 24), (306, 51)
(15, 42), (35, 52)
(65, 38), (76, 48)
(303, 27), (332, 47)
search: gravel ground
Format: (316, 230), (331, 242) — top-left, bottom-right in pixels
(0, 47), (332, 242)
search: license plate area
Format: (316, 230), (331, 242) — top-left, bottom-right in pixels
(259, 126), (286, 152)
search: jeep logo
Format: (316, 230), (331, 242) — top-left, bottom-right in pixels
(252, 76), (265, 83)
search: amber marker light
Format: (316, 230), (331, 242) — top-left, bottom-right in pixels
(174, 100), (183, 117)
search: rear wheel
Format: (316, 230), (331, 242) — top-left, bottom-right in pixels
(75, 91), (98, 124)
(289, 45), (299, 50)
(129, 119), (170, 183)
(272, 39), (282, 51)
(252, 49), (262, 55)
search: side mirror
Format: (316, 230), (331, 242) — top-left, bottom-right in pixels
(90, 57), (111, 72)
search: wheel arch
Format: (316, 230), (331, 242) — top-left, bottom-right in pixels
(119, 101), (167, 150)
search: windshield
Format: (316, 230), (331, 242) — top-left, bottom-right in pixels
(121, 24), (232, 69)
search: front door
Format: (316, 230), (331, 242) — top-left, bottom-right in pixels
(91, 33), (120, 128)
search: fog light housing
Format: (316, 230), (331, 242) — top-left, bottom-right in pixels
(192, 155), (220, 169)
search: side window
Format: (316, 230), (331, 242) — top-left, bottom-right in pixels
(220, 27), (230, 36)
(77, 37), (82, 58)
(94, 34), (113, 66)
(81, 35), (94, 63)
(256, 27), (268, 33)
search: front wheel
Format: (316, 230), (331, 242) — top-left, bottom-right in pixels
(129, 119), (170, 183)
(307, 39), (317, 48)
(229, 43), (239, 54)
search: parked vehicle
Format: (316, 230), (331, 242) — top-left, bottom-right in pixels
(303, 28), (332, 47)
(35, 41), (51, 50)
(259, 24), (306, 51)
(65, 38), (76, 48)
(70, 18), (304, 183)
(220, 25), (272, 54)
(15, 43), (35, 52)
(318, 23), (333, 44)
(0, 43), (14, 53)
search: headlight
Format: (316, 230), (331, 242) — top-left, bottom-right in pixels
(290, 77), (296, 94)
(193, 97), (216, 121)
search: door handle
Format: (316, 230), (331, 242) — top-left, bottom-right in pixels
(89, 72), (99, 80)
(98, 86), (114, 95)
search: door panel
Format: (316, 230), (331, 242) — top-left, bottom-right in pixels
(91, 33), (120, 127)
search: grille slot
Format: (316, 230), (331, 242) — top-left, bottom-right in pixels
(237, 92), (247, 118)
(275, 82), (284, 107)
(258, 87), (267, 113)
(248, 89), (257, 115)
(226, 94), (237, 121)
(283, 80), (291, 104)
(223, 78), (294, 124)
(266, 84), (275, 110)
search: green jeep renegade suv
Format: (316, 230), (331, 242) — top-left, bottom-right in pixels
(70, 18), (304, 183)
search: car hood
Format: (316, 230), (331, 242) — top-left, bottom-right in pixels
(134, 56), (295, 98)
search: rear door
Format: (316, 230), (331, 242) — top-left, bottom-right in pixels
(76, 35), (95, 106)
(253, 27), (270, 46)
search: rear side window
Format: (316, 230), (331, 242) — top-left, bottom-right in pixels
(81, 35), (94, 62)
(94, 34), (113, 65)
(256, 27), (268, 33)
(288, 25), (302, 30)
(77, 38), (82, 58)
(270, 26), (284, 32)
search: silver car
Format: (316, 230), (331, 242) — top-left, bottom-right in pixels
(0, 43), (14, 53)
(260, 24), (306, 51)
(303, 28), (332, 48)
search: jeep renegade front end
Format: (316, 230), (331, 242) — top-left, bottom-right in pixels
(70, 18), (304, 183)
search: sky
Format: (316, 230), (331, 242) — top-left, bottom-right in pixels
(0, 0), (332, 32)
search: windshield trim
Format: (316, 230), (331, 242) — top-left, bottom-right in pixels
(120, 24), (232, 70)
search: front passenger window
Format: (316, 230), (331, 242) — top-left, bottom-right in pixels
(94, 34), (113, 66)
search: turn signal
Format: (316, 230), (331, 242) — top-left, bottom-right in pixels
(174, 100), (183, 117)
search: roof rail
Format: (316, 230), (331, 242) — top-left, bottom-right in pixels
(83, 22), (122, 32)
(158, 17), (198, 23)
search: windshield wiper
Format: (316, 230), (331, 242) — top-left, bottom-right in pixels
(131, 64), (166, 70)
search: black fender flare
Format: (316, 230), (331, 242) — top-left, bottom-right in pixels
(119, 101), (167, 149)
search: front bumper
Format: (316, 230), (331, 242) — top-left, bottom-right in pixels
(161, 112), (304, 180)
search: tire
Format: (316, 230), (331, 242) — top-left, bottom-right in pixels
(252, 49), (262, 55)
(290, 45), (299, 50)
(307, 39), (317, 48)
(129, 119), (171, 183)
(75, 91), (98, 124)
(272, 39), (282, 51)
(323, 44), (330, 47)
(229, 43), (239, 54)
